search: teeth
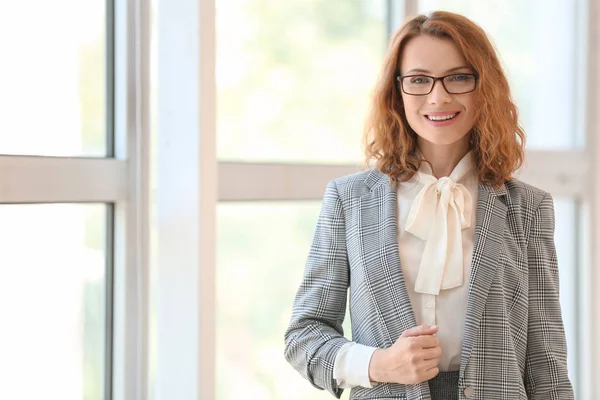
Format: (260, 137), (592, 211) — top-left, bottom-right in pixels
(427, 113), (457, 121)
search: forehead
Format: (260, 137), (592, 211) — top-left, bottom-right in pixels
(399, 35), (469, 75)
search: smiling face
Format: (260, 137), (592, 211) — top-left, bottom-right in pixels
(399, 35), (477, 153)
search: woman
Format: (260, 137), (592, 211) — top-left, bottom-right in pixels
(284, 11), (573, 400)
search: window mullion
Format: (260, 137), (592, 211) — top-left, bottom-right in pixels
(583, 0), (600, 397)
(111, 0), (151, 398)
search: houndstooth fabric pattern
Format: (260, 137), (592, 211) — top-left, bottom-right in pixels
(284, 169), (573, 400)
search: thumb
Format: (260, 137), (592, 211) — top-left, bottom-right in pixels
(401, 324), (439, 337)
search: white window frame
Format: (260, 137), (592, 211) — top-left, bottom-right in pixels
(154, 1), (600, 399)
(585, 1), (600, 399)
(0, 0), (151, 399)
(154, 0), (217, 399)
(112, 0), (151, 399)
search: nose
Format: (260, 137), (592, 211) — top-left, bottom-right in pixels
(428, 79), (452, 105)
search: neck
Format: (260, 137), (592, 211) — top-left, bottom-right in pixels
(417, 136), (471, 178)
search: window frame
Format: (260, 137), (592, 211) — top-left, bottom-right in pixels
(153, 0), (217, 398)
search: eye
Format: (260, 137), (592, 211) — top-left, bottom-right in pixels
(408, 75), (432, 85)
(448, 74), (473, 82)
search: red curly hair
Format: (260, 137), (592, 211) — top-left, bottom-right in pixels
(363, 11), (525, 187)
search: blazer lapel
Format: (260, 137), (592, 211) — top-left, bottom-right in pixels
(359, 170), (418, 340)
(360, 170), (430, 399)
(460, 182), (508, 376)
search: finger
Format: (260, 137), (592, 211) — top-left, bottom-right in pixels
(413, 335), (440, 348)
(401, 324), (439, 338)
(421, 356), (441, 369)
(422, 346), (442, 360)
(423, 366), (440, 381)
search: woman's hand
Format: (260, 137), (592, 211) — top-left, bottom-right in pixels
(368, 325), (441, 385)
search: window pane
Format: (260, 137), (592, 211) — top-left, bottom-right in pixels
(553, 197), (579, 395)
(216, 0), (387, 163)
(0, 1), (108, 156)
(0, 204), (108, 399)
(418, 1), (579, 149)
(217, 202), (353, 400)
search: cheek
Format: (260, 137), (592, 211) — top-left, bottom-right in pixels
(402, 106), (420, 130)
(462, 96), (477, 117)
(463, 103), (477, 126)
(401, 98), (421, 120)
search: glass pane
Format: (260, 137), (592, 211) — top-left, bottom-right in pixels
(216, 0), (387, 163)
(417, 1), (578, 149)
(0, 204), (107, 399)
(553, 198), (579, 395)
(0, 1), (107, 156)
(217, 202), (352, 400)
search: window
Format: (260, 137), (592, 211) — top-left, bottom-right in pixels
(0, 1), (109, 157)
(0, 1), (149, 399)
(0, 204), (109, 399)
(553, 198), (581, 390)
(216, 202), (325, 399)
(217, 0), (387, 164)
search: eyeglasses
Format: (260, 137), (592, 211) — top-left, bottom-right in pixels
(396, 73), (478, 96)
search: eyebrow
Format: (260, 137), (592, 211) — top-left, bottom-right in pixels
(402, 66), (472, 75)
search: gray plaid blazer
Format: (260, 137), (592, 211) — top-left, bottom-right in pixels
(284, 169), (573, 400)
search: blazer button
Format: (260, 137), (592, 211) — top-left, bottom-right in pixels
(464, 386), (474, 398)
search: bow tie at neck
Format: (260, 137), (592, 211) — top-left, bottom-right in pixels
(405, 153), (474, 295)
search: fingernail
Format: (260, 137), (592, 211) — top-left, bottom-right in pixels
(431, 325), (438, 329)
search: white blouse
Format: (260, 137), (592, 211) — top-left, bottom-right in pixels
(333, 151), (479, 388)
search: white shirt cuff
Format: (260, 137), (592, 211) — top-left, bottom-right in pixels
(333, 342), (378, 389)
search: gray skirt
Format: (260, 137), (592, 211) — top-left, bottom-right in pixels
(428, 371), (459, 400)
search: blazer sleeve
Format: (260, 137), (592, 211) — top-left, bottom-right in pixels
(284, 180), (350, 398)
(523, 193), (574, 399)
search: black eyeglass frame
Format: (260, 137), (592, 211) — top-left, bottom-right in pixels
(396, 73), (479, 96)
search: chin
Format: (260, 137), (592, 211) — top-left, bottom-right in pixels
(421, 135), (469, 146)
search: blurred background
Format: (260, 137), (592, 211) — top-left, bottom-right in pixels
(0, 0), (597, 399)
